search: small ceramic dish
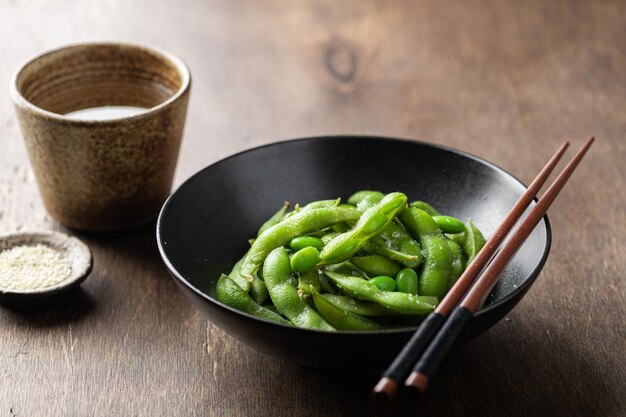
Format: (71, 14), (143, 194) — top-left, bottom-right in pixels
(157, 136), (551, 372)
(0, 231), (93, 308)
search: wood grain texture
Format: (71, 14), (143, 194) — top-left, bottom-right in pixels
(1, 0), (624, 416)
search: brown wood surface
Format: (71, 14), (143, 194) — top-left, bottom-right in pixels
(1, 1), (625, 416)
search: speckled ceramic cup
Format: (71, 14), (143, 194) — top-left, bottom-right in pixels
(10, 42), (190, 231)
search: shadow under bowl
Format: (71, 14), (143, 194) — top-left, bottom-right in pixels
(156, 136), (551, 372)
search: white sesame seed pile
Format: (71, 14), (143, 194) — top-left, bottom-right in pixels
(0, 244), (71, 291)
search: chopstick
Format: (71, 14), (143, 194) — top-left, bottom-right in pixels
(403, 137), (594, 394)
(373, 139), (581, 400)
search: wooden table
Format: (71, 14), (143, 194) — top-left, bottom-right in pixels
(1, 1), (624, 415)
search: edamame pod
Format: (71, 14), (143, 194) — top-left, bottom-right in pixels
(318, 192), (408, 265)
(241, 206), (361, 280)
(323, 271), (438, 315)
(351, 255), (401, 277)
(464, 219), (487, 265)
(409, 201), (441, 216)
(446, 232), (465, 246)
(347, 190), (384, 206)
(310, 287), (381, 331)
(301, 198), (341, 211)
(363, 220), (423, 268)
(298, 269), (322, 297)
(228, 252), (251, 292)
(263, 247), (335, 330)
(446, 239), (467, 291)
(323, 260), (369, 279)
(320, 294), (397, 316)
(249, 277), (269, 305)
(399, 207), (453, 299)
(216, 275), (290, 324)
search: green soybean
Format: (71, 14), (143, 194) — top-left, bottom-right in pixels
(369, 276), (397, 292)
(290, 236), (325, 251)
(240, 206), (361, 280)
(396, 268), (418, 295)
(263, 247), (335, 330)
(216, 275), (290, 324)
(433, 215), (466, 234)
(323, 271), (438, 315)
(351, 255), (401, 277)
(310, 287), (381, 331)
(290, 247), (320, 273)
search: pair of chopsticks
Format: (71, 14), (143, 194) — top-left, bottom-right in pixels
(373, 137), (595, 399)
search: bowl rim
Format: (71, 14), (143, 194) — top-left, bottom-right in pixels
(156, 135), (552, 335)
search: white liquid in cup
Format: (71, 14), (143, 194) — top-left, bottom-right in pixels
(64, 106), (147, 120)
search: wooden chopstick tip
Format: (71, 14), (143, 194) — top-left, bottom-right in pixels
(372, 377), (398, 402)
(405, 371), (430, 394)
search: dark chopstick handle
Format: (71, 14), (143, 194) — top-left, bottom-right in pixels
(373, 312), (446, 399)
(405, 307), (474, 392)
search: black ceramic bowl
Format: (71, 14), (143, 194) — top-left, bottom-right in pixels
(157, 136), (550, 372)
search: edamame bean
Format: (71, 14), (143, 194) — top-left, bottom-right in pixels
(351, 255), (401, 277)
(433, 215), (466, 234)
(216, 275), (290, 324)
(264, 247), (335, 330)
(369, 276), (397, 292)
(290, 247), (320, 273)
(399, 207), (453, 299)
(396, 268), (418, 295)
(241, 206), (361, 280)
(310, 287), (381, 331)
(289, 236), (324, 251)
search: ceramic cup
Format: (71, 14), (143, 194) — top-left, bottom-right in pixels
(10, 42), (190, 231)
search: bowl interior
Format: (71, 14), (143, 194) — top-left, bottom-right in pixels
(158, 137), (549, 325)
